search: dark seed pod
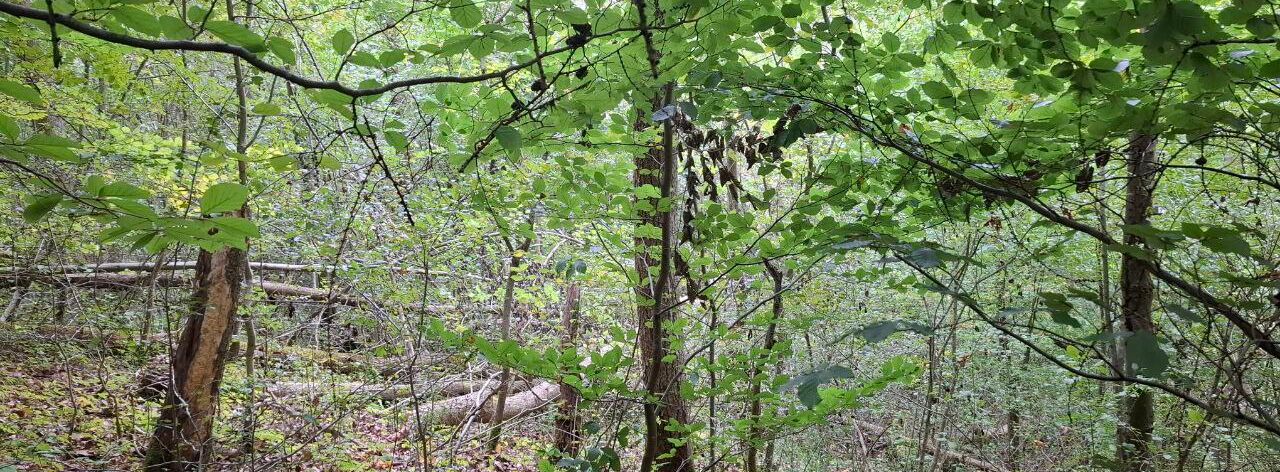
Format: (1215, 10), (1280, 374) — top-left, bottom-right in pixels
(567, 24), (592, 48)
(1074, 165), (1094, 193)
(1093, 150), (1110, 168)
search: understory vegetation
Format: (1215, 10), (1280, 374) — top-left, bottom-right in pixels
(2, 0), (1280, 470)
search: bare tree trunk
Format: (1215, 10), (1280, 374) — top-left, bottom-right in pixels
(1, 284), (26, 322)
(746, 261), (784, 472)
(145, 248), (244, 471)
(486, 233), (531, 451)
(553, 283), (583, 457)
(1118, 134), (1158, 472)
(54, 287), (68, 322)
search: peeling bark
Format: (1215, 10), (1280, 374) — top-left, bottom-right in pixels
(144, 248), (243, 471)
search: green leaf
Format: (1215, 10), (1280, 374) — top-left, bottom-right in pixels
(112, 6), (163, 37)
(558, 7), (589, 24)
(186, 5), (212, 23)
(200, 182), (249, 214)
(307, 89), (354, 118)
(1261, 59), (1280, 79)
(157, 15), (193, 40)
(212, 216), (261, 238)
(347, 51), (381, 68)
(1039, 292), (1081, 328)
(331, 29), (355, 55)
(83, 175), (105, 196)
(379, 49), (407, 68)
(22, 194), (62, 223)
(881, 32), (901, 52)
(1104, 243), (1153, 261)
(1164, 304), (1205, 323)
(903, 247), (941, 268)
(494, 125), (522, 151)
(268, 155), (296, 171)
(99, 182), (151, 199)
(780, 3), (802, 18)
(450, 1), (483, 28)
(251, 102), (282, 115)
(0, 114), (18, 141)
(205, 21), (267, 53)
(921, 81), (951, 99)
(130, 232), (158, 251)
(1125, 330), (1169, 378)
(781, 365), (854, 408)
(108, 198), (158, 219)
(384, 130), (408, 151)
(1121, 224), (1184, 250)
(267, 37), (296, 64)
(1066, 287), (1101, 305)
(318, 155), (341, 170)
(23, 134), (80, 162)
(0, 79), (43, 106)
(308, 89), (353, 107)
(1198, 226), (1250, 257)
(838, 319), (933, 344)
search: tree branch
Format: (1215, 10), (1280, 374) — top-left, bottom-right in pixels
(0, 1), (603, 97)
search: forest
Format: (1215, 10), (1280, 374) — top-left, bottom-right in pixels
(1, 0), (1279, 470)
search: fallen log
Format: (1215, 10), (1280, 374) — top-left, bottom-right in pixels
(265, 379), (535, 402)
(3, 260), (445, 277)
(418, 380), (561, 425)
(0, 272), (368, 306)
(0, 272), (487, 312)
(0, 272), (190, 290)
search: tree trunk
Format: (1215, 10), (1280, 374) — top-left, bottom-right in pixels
(1118, 133), (1158, 472)
(631, 0), (690, 467)
(633, 82), (692, 472)
(487, 234), (531, 451)
(145, 248), (244, 471)
(553, 283), (583, 457)
(746, 261), (784, 472)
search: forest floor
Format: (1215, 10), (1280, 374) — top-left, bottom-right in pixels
(0, 324), (547, 471)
